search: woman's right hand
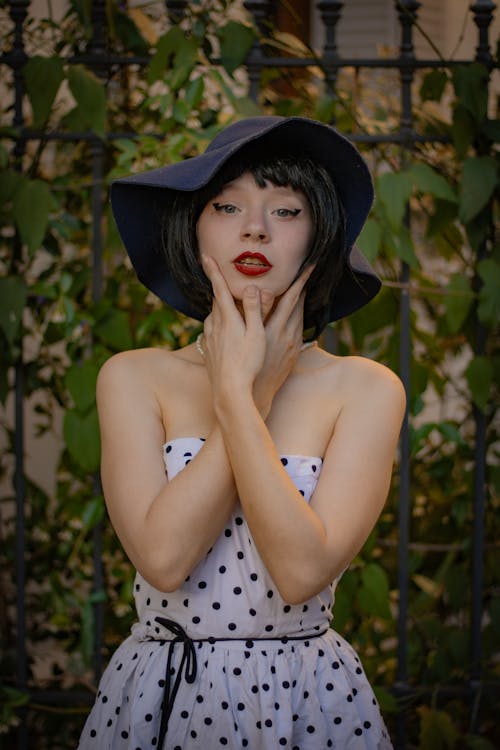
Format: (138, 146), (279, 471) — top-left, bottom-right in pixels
(253, 264), (314, 418)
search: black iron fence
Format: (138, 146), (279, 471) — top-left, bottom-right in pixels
(1, 1), (498, 748)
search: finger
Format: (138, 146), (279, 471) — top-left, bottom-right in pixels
(272, 264), (315, 324)
(242, 285), (264, 334)
(202, 255), (239, 318)
(260, 289), (276, 320)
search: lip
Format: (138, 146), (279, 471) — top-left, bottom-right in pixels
(232, 252), (273, 277)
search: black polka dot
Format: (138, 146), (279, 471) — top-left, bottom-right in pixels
(161, 599), (168, 607)
(181, 710), (189, 719)
(90, 730), (96, 737)
(364, 721), (372, 728)
(249, 608), (256, 616)
(204, 717), (212, 725)
(237, 702), (245, 711)
(212, 601), (221, 610)
(228, 622), (237, 631)
(221, 701), (229, 709)
(326, 682), (334, 691)
(233, 586), (242, 595)
(334, 716), (342, 724)
(307, 725), (315, 733)
(279, 739), (287, 746)
(235, 516), (243, 525)
(233, 667), (242, 676)
(145, 713), (152, 722)
(224, 528), (232, 537)
(219, 566), (226, 574)
(250, 573), (258, 581)
(237, 551), (244, 559)
(192, 616), (200, 624)
(281, 457), (288, 465)
(355, 728), (363, 736)
(198, 581), (207, 589)
(166, 445), (172, 453)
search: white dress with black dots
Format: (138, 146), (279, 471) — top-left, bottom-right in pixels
(78, 437), (393, 750)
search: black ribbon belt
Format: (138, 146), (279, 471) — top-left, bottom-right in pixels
(153, 616), (328, 749)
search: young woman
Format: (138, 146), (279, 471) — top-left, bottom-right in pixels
(78, 116), (405, 749)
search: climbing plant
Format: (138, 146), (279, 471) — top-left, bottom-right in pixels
(0, 1), (498, 747)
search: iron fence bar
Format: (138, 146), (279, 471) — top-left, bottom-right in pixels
(86, 0), (108, 685)
(8, 2), (29, 749)
(0, 53), (485, 69)
(469, 0), (496, 732)
(317, 1), (343, 97)
(7, 129), (453, 145)
(394, 2), (420, 748)
(243, 0), (271, 101)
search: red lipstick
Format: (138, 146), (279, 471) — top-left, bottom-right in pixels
(233, 252), (273, 277)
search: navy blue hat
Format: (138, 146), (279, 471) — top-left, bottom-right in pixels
(111, 116), (380, 322)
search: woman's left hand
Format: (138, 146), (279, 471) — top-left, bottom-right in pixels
(201, 255), (268, 406)
(253, 264), (314, 417)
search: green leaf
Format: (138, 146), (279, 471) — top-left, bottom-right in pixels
(451, 104), (476, 157)
(356, 218), (381, 263)
(459, 156), (498, 224)
(444, 273), (473, 333)
(12, 179), (53, 252)
(219, 21), (256, 76)
(65, 361), (99, 412)
(0, 276), (27, 346)
(409, 163), (457, 203)
(377, 172), (413, 230)
(0, 168), (25, 205)
(63, 407), (101, 472)
(452, 63), (488, 122)
(419, 69), (448, 102)
(357, 563), (391, 620)
(148, 28), (198, 88)
(81, 495), (105, 530)
(418, 706), (459, 750)
(23, 56), (64, 128)
(94, 309), (132, 349)
(67, 65), (106, 137)
(393, 225), (419, 268)
(465, 356), (493, 411)
(477, 258), (500, 325)
(113, 8), (148, 55)
(184, 77), (204, 109)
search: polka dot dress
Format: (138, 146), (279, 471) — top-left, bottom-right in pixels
(78, 437), (392, 749)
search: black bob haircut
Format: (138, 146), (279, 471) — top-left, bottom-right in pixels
(160, 143), (347, 338)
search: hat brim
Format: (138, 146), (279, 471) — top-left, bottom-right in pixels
(111, 116), (380, 323)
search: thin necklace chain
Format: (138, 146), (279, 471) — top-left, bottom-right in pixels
(195, 333), (317, 357)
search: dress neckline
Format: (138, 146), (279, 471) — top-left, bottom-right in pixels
(162, 436), (323, 464)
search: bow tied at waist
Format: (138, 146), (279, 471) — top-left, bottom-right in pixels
(155, 617), (197, 750)
(152, 616), (328, 749)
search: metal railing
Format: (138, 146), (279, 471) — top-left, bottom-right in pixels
(2, 1), (497, 748)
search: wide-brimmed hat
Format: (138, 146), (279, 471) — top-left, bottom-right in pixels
(110, 116), (380, 322)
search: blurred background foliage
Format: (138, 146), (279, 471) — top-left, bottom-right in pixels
(0, 0), (498, 748)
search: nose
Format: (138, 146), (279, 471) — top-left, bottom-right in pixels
(240, 209), (269, 242)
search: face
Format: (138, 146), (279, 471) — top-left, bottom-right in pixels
(196, 171), (314, 301)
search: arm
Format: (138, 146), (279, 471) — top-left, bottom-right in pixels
(97, 351), (237, 592)
(217, 360), (405, 604)
(203, 258), (405, 604)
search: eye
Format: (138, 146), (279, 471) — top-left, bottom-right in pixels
(274, 208), (301, 218)
(213, 202), (238, 214)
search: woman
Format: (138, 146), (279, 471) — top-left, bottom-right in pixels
(78, 116), (405, 749)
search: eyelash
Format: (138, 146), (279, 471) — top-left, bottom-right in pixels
(212, 203), (301, 218)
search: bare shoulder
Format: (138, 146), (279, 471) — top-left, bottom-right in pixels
(97, 347), (185, 394)
(314, 350), (406, 415)
(337, 355), (406, 414)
